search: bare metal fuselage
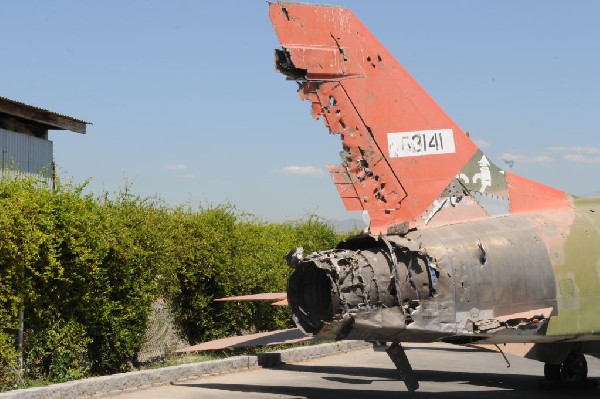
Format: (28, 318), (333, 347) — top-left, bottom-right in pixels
(288, 198), (600, 347)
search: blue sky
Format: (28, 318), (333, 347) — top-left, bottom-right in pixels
(2, 1), (599, 221)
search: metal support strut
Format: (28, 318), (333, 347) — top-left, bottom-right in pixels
(386, 342), (420, 392)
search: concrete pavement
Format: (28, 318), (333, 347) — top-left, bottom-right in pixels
(110, 342), (600, 398)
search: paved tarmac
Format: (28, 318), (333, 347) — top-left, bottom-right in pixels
(111, 342), (600, 398)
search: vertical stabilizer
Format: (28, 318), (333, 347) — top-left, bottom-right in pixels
(270, 3), (569, 233)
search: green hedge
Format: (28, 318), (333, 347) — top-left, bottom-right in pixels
(0, 177), (347, 390)
(170, 212), (341, 344)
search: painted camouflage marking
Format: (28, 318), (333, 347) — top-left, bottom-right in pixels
(547, 198), (600, 336)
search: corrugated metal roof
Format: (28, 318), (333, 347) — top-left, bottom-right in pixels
(0, 96), (89, 124)
(0, 96), (89, 133)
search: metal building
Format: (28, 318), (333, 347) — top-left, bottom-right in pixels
(0, 96), (88, 181)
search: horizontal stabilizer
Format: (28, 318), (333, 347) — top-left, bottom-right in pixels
(214, 293), (287, 302)
(177, 328), (312, 352)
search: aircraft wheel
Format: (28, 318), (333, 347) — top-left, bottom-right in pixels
(544, 363), (561, 381)
(560, 351), (588, 383)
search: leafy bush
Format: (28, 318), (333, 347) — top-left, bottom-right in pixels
(0, 333), (18, 391)
(26, 318), (90, 382)
(0, 176), (348, 389)
(170, 211), (343, 344)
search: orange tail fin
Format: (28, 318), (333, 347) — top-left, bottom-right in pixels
(270, 3), (569, 234)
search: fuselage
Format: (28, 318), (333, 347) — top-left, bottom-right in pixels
(287, 197), (600, 346)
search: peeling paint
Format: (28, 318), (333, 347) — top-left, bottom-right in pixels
(270, 2), (600, 389)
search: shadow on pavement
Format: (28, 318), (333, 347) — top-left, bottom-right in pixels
(175, 367), (599, 399)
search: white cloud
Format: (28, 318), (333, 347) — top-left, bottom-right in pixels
(273, 165), (324, 176)
(501, 146), (600, 167)
(548, 146), (600, 155)
(563, 154), (600, 164)
(180, 173), (196, 179)
(501, 153), (553, 168)
(474, 139), (491, 148)
(166, 164), (187, 171)
(501, 153), (553, 164)
(544, 146), (600, 164)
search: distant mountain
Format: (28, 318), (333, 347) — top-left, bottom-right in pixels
(582, 191), (600, 198)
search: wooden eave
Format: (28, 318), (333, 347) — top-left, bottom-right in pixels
(0, 96), (88, 134)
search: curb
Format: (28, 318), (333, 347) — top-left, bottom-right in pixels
(0, 340), (371, 398)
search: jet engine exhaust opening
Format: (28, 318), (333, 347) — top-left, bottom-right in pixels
(287, 261), (336, 334)
(286, 244), (407, 338)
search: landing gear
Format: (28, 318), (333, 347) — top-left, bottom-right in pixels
(544, 351), (588, 383)
(386, 342), (420, 392)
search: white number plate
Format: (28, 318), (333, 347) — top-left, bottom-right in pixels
(388, 129), (456, 158)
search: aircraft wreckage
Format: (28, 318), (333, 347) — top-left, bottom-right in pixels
(184, 2), (600, 392)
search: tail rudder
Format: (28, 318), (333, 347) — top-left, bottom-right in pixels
(270, 3), (569, 233)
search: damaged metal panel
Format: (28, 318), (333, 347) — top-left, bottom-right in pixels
(270, 2), (479, 232)
(408, 217), (558, 325)
(286, 212), (560, 345)
(270, 1), (573, 235)
(269, 2), (600, 389)
(297, 81), (408, 213)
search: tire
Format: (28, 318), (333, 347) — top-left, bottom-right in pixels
(544, 363), (561, 381)
(560, 352), (588, 383)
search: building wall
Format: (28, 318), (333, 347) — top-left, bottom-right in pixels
(0, 127), (53, 180)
